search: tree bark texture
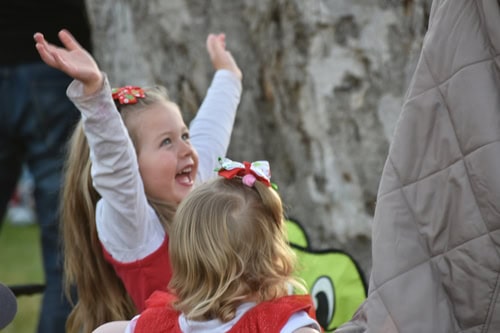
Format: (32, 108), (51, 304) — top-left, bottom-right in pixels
(85, 0), (432, 274)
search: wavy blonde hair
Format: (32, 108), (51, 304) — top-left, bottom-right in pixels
(61, 86), (177, 333)
(169, 177), (304, 322)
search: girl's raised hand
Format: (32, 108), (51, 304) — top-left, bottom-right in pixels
(34, 29), (103, 95)
(206, 33), (242, 81)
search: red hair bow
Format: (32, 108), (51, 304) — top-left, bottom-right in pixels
(111, 86), (145, 105)
(216, 157), (271, 187)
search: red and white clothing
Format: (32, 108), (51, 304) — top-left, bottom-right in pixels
(101, 237), (171, 313)
(67, 70), (242, 311)
(125, 291), (321, 333)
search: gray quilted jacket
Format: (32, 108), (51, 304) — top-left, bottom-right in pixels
(335, 0), (500, 332)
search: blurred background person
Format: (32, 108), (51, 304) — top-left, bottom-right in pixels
(0, 1), (93, 332)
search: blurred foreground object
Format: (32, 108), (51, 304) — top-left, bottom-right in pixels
(0, 283), (18, 329)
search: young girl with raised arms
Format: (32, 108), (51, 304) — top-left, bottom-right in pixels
(34, 30), (242, 332)
(94, 158), (322, 333)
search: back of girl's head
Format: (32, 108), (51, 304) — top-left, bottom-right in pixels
(169, 176), (300, 322)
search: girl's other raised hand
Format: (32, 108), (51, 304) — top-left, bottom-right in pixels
(34, 29), (103, 95)
(206, 33), (242, 81)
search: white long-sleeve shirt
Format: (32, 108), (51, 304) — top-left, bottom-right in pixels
(67, 69), (242, 263)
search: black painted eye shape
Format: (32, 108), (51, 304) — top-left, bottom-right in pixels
(311, 276), (335, 329)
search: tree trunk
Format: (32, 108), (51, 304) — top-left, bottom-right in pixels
(85, 0), (432, 274)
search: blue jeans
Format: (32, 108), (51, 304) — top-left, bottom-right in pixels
(0, 62), (78, 333)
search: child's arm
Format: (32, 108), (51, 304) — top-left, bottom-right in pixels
(190, 33), (243, 183)
(66, 77), (164, 262)
(34, 30), (163, 262)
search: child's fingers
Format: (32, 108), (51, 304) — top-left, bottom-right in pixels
(208, 35), (226, 58)
(33, 32), (45, 44)
(52, 52), (73, 73)
(206, 38), (217, 62)
(34, 32), (64, 63)
(34, 33), (55, 55)
(58, 29), (83, 51)
(206, 32), (241, 80)
(213, 33), (226, 50)
(35, 42), (57, 67)
(206, 34), (216, 55)
(34, 37), (71, 73)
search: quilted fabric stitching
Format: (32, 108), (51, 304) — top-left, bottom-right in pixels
(368, 0), (500, 331)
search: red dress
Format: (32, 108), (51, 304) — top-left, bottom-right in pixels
(134, 291), (318, 332)
(102, 236), (172, 312)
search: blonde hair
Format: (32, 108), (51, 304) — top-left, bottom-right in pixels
(169, 177), (304, 322)
(61, 86), (177, 332)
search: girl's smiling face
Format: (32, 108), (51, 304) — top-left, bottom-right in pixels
(133, 100), (198, 204)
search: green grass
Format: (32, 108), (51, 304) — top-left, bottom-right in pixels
(0, 221), (43, 333)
